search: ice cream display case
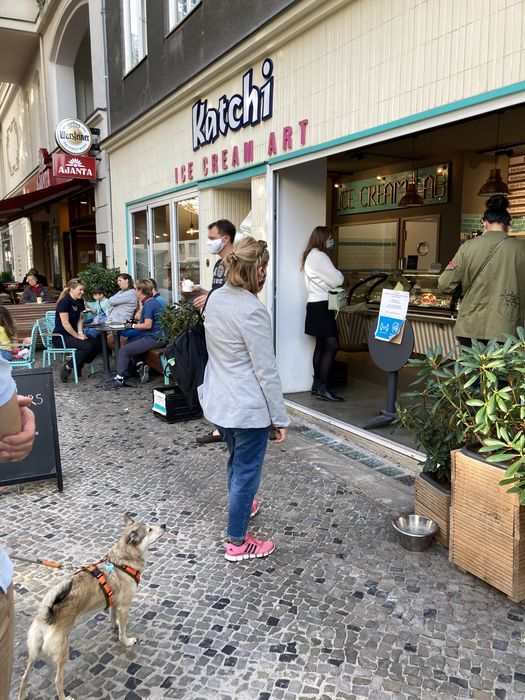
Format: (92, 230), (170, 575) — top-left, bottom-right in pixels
(338, 271), (459, 356)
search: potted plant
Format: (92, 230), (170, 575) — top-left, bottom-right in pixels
(158, 300), (201, 345)
(78, 263), (121, 299)
(395, 332), (525, 601)
(394, 346), (463, 547)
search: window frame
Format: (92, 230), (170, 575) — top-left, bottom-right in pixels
(122, 0), (148, 75)
(167, 0), (201, 32)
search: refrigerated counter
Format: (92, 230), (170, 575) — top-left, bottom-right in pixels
(336, 271), (460, 356)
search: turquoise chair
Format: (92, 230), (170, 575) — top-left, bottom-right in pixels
(38, 315), (80, 384)
(6, 322), (38, 370)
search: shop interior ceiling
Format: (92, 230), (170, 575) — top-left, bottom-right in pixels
(328, 104), (525, 176)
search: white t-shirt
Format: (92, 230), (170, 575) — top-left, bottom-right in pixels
(0, 356), (15, 591)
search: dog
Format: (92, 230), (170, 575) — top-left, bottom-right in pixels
(18, 514), (166, 700)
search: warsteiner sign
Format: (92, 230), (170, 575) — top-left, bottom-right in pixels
(52, 154), (96, 180)
(55, 118), (92, 156)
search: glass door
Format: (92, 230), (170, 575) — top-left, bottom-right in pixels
(176, 198), (200, 287)
(151, 204), (172, 302)
(131, 210), (148, 280)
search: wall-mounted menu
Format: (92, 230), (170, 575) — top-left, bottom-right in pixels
(508, 156), (525, 215)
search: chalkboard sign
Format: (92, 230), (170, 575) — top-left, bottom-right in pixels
(0, 367), (63, 491)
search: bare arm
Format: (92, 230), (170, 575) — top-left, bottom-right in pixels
(0, 391), (21, 438)
(59, 311), (85, 340)
(0, 396), (36, 461)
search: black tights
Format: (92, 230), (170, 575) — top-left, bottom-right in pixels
(313, 336), (338, 385)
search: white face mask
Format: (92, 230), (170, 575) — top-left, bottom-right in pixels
(207, 238), (225, 255)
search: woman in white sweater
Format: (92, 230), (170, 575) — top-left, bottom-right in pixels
(301, 226), (345, 402)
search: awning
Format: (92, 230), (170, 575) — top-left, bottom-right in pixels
(0, 180), (91, 227)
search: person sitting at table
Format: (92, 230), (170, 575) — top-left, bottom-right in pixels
(106, 273), (137, 323)
(0, 307), (31, 360)
(54, 278), (101, 383)
(149, 278), (168, 310)
(20, 273), (52, 304)
(103, 278), (164, 390)
(84, 288), (110, 338)
(22, 268), (48, 286)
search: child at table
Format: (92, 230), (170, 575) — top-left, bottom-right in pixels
(0, 307), (31, 360)
(84, 288), (109, 337)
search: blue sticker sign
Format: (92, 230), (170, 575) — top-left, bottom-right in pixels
(374, 290), (410, 343)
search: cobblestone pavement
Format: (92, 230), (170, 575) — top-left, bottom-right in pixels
(2, 366), (525, 699)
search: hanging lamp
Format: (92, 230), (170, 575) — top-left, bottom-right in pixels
(186, 214), (199, 236)
(478, 112), (509, 196)
(399, 136), (424, 207)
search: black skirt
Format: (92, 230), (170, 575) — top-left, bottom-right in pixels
(305, 301), (338, 338)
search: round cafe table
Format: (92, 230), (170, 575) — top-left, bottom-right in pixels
(85, 322), (123, 381)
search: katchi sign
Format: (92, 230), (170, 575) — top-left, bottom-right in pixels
(52, 153), (96, 180)
(55, 118), (92, 155)
(192, 58), (274, 151)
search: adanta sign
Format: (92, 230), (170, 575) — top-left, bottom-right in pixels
(52, 153), (96, 180)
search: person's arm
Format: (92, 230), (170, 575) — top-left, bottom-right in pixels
(20, 287), (30, 304)
(0, 391), (21, 438)
(316, 252), (345, 288)
(59, 312), (85, 340)
(131, 302), (154, 330)
(42, 287), (52, 302)
(438, 247), (464, 294)
(193, 291), (209, 309)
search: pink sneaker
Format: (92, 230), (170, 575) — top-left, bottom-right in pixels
(250, 499), (260, 517)
(225, 534), (275, 562)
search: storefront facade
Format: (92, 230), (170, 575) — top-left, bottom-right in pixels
(105, 0), (525, 451)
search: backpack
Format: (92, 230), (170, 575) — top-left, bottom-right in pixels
(164, 310), (208, 410)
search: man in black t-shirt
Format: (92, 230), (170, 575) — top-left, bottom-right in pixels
(192, 220), (236, 444)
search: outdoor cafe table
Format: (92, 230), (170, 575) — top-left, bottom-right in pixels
(87, 322), (123, 381)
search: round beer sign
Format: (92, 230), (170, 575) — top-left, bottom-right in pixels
(55, 118), (92, 156)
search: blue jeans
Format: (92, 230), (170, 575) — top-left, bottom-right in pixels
(0, 349), (12, 360)
(216, 425), (271, 541)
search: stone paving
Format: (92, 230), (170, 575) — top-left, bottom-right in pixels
(2, 364), (525, 699)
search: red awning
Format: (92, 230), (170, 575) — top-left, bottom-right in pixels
(0, 180), (90, 226)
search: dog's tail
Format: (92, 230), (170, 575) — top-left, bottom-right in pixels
(39, 578), (73, 625)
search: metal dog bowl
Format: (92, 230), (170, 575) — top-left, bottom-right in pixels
(392, 514), (438, 551)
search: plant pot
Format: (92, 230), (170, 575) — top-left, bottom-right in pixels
(449, 448), (525, 602)
(415, 472), (451, 548)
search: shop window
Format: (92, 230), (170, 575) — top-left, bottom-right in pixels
(132, 210), (149, 280)
(123, 0), (147, 73)
(176, 198), (199, 286)
(168, 0), (201, 30)
(152, 204), (172, 303)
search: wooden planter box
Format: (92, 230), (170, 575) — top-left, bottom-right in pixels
(449, 448), (525, 602)
(415, 472), (451, 548)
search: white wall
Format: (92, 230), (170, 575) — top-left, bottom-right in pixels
(275, 159), (327, 393)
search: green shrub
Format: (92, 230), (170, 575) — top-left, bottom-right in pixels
(158, 301), (201, 343)
(79, 263), (121, 299)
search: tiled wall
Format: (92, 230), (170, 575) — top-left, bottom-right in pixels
(461, 213), (525, 239)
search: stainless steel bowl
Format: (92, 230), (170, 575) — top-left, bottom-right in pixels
(392, 514), (438, 551)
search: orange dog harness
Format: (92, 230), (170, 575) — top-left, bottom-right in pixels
(78, 560), (141, 609)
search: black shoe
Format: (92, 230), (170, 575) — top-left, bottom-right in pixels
(102, 377), (125, 391)
(311, 378), (320, 394)
(196, 432), (223, 444)
(316, 384), (344, 402)
(60, 363), (72, 383)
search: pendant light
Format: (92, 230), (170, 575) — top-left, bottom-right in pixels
(399, 136), (424, 207)
(478, 112), (509, 196)
(186, 214), (199, 237)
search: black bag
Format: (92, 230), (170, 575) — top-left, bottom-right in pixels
(164, 310), (208, 410)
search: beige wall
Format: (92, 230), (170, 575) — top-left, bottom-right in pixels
(108, 0), (525, 269)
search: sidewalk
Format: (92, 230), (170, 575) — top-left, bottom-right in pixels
(3, 368), (525, 699)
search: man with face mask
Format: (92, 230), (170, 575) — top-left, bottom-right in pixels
(192, 220), (236, 444)
(192, 220), (236, 310)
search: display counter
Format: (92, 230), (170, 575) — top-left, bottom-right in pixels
(337, 271), (459, 357)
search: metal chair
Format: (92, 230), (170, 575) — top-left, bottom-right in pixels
(6, 322), (38, 370)
(37, 316), (79, 384)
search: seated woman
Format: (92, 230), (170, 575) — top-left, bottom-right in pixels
(0, 307), (31, 360)
(54, 279), (101, 383)
(103, 278), (164, 390)
(106, 274), (137, 323)
(21, 273), (52, 304)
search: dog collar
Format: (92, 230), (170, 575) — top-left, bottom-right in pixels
(107, 560), (141, 585)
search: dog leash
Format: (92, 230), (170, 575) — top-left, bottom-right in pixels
(10, 554), (66, 569)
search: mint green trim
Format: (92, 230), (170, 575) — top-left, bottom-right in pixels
(197, 164), (266, 189)
(125, 210), (132, 270)
(126, 181), (196, 207)
(269, 81), (525, 166)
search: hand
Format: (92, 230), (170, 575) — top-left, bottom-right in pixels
(124, 322), (134, 329)
(78, 332), (87, 340)
(193, 294), (208, 309)
(0, 396), (36, 462)
(272, 427), (288, 444)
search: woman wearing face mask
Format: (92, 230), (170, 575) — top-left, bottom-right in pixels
(301, 226), (345, 402)
(192, 219), (236, 310)
(199, 236), (289, 561)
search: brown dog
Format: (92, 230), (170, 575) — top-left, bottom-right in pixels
(18, 514), (166, 700)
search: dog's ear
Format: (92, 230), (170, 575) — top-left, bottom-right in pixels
(124, 513), (135, 525)
(126, 529), (141, 544)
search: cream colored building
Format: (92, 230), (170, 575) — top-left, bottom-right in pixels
(105, 0), (525, 451)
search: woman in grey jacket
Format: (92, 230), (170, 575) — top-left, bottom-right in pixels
(199, 237), (289, 562)
(106, 273), (137, 323)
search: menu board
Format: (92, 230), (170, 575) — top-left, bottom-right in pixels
(508, 156), (525, 215)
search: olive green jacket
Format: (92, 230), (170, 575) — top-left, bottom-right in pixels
(438, 231), (525, 340)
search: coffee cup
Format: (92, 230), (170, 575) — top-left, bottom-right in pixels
(36, 297), (42, 303)
(182, 279), (195, 293)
